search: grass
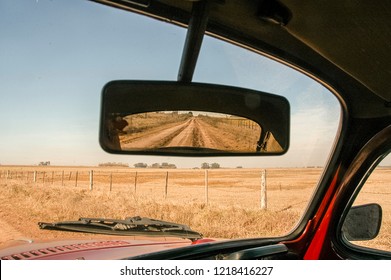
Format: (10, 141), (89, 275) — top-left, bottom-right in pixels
(0, 182), (300, 243)
(0, 166), (390, 252)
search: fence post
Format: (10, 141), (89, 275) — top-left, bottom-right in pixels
(42, 172), (45, 186)
(205, 170), (209, 205)
(34, 171), (37, 183)
(75, 171), (78, 187)
(260, 169), (267, 210)
(61, 171), (64, 186)
(89, 170), (93, 191)
(51, 171), (54, 185)
(164, 171), (168, 199)
(134, 172), (138, 193)
(109, 173), (113, 192)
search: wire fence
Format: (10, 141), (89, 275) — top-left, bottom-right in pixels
(0, 167), (321, 211)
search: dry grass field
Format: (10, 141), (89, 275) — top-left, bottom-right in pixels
(0, 166), (389, 252)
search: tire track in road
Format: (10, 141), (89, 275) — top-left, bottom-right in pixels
(193, 119), (222, 148)
(165, 118), (202, 147)
(154, 118), (225, 149)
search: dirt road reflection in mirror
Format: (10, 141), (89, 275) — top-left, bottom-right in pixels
(112, 111), (282, 153)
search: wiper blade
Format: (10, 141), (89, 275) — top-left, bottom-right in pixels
(38, 216), (202, 241)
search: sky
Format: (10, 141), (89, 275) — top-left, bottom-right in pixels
(0, 0), (379, 169)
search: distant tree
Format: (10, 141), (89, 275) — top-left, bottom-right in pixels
(99, 162), (129, 167)
(134, 162), (147, 168)
(210, 162), (220, 169)
(201, 162), (210, 169)
(150, 162), (176, 169)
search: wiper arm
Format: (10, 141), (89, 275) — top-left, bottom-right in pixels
(38, 216), (202, 241)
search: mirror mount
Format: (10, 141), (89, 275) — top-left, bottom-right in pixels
(178, 0), (210, 82)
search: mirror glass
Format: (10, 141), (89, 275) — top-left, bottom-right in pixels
(106, 111), (283, 153)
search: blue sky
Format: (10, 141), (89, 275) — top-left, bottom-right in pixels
(0, 0), (351, 168)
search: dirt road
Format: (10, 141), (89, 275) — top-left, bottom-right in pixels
(165, 118), (220, 148)
(121, 117), (230, 150)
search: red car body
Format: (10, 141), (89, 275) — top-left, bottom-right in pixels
(1, 238), (207, 260)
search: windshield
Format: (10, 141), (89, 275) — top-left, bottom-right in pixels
(0, 0), (340, 244)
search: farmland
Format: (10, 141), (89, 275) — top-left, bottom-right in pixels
(0, 166), (390, 251)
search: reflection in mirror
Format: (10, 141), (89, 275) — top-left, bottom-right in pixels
(106, 111), (282, 153)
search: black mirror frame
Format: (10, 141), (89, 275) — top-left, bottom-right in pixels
(99, 80), (290, 157)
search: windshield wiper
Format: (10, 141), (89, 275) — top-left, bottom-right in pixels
(38, 216), (202, 241)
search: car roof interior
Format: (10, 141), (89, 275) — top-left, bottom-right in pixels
(92, 0), (391, 118)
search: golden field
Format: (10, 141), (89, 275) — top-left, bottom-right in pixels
(0, 166), (389, 251)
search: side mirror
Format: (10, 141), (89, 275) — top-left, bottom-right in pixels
(99, 81), (290, 156)
(342, 203), (382, 241)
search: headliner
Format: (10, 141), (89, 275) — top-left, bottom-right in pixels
(93, 0), (391, 117)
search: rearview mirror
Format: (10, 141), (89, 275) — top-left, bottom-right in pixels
(100, 81), (290, 156)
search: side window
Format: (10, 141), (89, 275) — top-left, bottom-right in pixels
(342, 153), (391, 252)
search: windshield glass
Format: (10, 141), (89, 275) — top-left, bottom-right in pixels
(0, 0), (340, 244)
